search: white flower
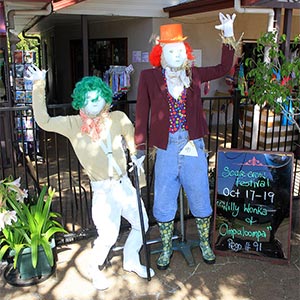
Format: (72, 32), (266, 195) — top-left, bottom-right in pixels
(0, 210), (17, 230)
(6, 177), (28, 202)
(12, 177), (21, 187)
(15, 189), (28, 203)
(5, 177), (21, 188)
(0, 212), (5, 230)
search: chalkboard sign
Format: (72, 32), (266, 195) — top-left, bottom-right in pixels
(213, 149), (293, 264)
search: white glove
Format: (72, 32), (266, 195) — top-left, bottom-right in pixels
(24, 64), (47, 81)
(215, 13), (236, 37)
(130, 155), (145, 176)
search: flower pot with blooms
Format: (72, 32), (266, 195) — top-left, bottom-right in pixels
(0, 176), (67, 282)
(245, 30), (300, 130)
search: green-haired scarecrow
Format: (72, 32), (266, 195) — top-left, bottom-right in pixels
(27, 67), (154, 290)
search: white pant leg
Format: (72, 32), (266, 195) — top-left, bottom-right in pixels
(91, 180), (122, 266)
(120, 176), (149, 267)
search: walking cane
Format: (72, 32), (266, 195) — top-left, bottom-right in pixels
(131, 160), (152, 281)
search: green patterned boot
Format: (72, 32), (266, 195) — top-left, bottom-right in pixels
(157, 221), (174, 270)
(195, 217), (216, 264)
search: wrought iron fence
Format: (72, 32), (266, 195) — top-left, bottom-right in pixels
(1, 91), (299, 242)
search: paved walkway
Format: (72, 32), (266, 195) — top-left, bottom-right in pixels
(1, 223), (299, 300)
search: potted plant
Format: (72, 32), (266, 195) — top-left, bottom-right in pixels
(0, 176), (67, 282)
(245, 30), (300, 129)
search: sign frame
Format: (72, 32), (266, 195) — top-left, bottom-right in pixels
(213, 148), (293, 264)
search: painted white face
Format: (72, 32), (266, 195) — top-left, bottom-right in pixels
(162, 42), (187, 68)
(82, 90), (106, 117)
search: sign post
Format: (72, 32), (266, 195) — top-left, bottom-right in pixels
(213, 149), (293, 264)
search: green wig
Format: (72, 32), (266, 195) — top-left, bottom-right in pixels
(71, 76), (113, 110)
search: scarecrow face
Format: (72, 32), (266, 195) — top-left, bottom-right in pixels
(82, 90), (106, 117)
(162, 42), (187, 68)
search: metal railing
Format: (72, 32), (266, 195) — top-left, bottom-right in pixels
(1, 91), (299, 242)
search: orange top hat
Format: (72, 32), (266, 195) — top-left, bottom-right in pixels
(158, 23), (187, 43)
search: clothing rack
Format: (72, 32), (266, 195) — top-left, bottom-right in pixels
(103, 65), (133, 99)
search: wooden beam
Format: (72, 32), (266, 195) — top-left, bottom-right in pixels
(13, 0), (51, 2)
(274, 8), (282, 33)
(282, 8), (293, 57)
(164, 0), (233, 18)
(242, 0), (300, 9)
(53, 0), (87, 11)
(81, 15), (89, 77)
(0, 2), (6, 36)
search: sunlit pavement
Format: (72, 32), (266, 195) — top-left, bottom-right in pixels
(1, 221), (299, 300)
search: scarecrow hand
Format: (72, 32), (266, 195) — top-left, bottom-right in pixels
(130, 155), (145, 176)
(24, 64), (47, 81)
(215, 13), (236, 37)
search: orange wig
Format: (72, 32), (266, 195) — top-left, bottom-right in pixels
(149, 42), (194, 67)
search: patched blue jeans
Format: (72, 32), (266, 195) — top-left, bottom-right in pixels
(153, 129), (212, 222)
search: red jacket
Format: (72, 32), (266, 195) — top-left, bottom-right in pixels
(135, 44), (234, 150)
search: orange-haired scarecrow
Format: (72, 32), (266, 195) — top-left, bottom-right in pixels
(135, 13), (238, 270)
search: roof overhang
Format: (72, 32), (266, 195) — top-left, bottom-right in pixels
(164, 0), (300, 18)
(3, 0), (52, 38)
(2, 0), (299, 39)
(2, 0), (181, 37)
(242, 0), (300, 9)
(51, 0), (178, 17)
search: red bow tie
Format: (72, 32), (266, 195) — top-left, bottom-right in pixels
(80, 110), (103, 141)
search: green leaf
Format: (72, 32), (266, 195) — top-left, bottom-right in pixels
(40, 237), (54, 266)
(44, 226), (67, 242)
(12, 244), (27, 269)
(0, 244), (10, 261)
(30, 233), (40, 268)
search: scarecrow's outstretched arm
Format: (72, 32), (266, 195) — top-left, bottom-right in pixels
(28, 65), (74, 137)
(215, 12), (243, 54)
